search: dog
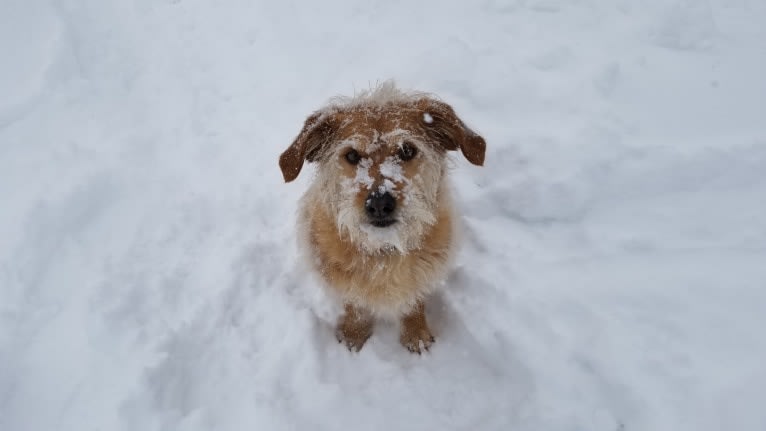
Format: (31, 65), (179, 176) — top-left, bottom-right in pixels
(279, 82), (486, 353)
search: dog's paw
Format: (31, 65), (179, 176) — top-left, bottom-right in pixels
(400, 328), (435, 354)
(335, 305), (374, 352)
(335, 325), (373, 352)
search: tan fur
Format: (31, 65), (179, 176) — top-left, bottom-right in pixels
(280, 81), (485, 353)
(305, 192), (453, 316)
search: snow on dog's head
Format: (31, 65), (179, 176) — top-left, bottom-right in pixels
(280, 81), (486, 254)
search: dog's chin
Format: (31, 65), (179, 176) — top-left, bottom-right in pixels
(352, 218), (406, 254)
(369, 219), (397, 228)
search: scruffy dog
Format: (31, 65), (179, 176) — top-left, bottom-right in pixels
(279, 82), (485, 353)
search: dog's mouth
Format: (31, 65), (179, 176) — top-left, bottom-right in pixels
(369, 219), (397, 228)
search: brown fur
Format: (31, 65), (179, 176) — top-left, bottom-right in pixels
(336, 304), (374, 352)
(399, 301), (435, 354)
(279, 82), (485, 353)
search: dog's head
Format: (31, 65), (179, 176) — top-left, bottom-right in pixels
(280, 82), (485, 254)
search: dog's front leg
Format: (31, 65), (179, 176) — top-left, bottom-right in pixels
(336, 303), (374, 352)
(399, 301), (435, 354)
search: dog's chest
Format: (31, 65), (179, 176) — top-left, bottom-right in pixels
(306, 208), (453, 314)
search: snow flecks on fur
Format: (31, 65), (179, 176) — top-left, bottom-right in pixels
(380, 156), (405, 183)
(354, 158), (374, 189)
(381, 129), (413, 146)
(302, 82), (451, 256)
(324, 80), (430, 113)
(359, 223), (407, 255)
(361, 131), (384, 154)
(423, 112), (433, 124)
(380, 179), (396, 195)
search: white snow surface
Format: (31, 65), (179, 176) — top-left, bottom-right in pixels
(2, 1), (766, 430)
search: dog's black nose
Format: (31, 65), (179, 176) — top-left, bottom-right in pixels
(365, 191), (396, 220)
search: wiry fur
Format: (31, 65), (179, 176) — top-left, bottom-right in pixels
(325, 81), (430, 111)
(280, 81), (486, 352)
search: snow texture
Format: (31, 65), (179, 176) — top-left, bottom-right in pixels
(2, 1), (766, 430)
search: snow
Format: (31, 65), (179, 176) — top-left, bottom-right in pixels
(2, 1), (766, 430)
(379, 156), (406, 184)
(348, 157), (375, 190)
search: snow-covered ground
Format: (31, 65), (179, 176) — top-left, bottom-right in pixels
(2, 1), (766, 430)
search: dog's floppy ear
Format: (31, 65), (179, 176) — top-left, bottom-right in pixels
(279, 111), (338, 182)
(417, 98), (486, 166)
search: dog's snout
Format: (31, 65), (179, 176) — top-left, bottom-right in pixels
(365, 192), (396, 220)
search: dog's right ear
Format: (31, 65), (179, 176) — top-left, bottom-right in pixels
(416, 98), (486, 166)
(279, 111), (337, 182)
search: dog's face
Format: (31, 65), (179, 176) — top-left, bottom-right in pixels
(313, 107), (450, 253)
(280, 87), (485, 254)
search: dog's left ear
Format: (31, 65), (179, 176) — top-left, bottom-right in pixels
(417, 99), (486, 166)
(279, 111), (338, 182)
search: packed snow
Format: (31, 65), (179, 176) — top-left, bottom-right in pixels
(2, 1), (766, 430)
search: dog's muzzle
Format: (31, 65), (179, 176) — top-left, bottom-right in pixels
(365, 191), (397, 227)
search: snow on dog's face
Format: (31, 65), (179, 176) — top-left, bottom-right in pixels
(316, 118), (443, 253)
(280, 82), (486, 254)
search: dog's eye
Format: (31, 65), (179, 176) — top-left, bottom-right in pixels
(398, 142), (417, 161)
(345, 149), (361, 165)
